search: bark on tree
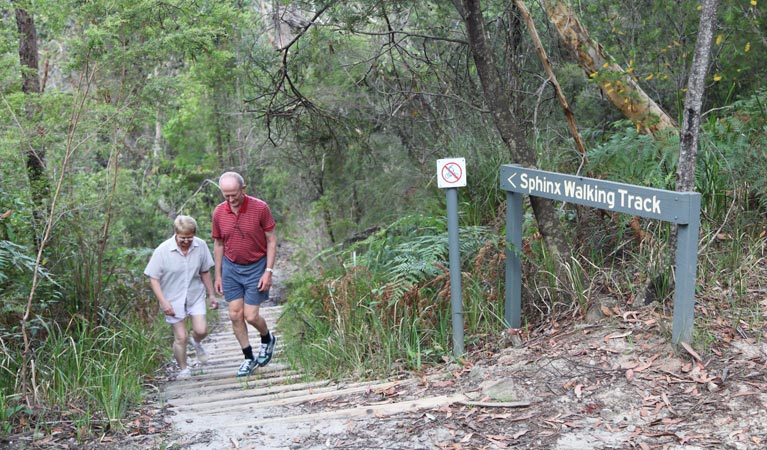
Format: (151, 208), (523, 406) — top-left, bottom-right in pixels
(16, 8), (40, 96)
(456, 0), (575, 299)
(542, 0), (677, 135)
(678, 0), (719, 192)
(661, 0), (719, 283)
(15, 7), (50, 244)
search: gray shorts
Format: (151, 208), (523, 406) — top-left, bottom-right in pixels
(165, 295), (206, 324)
(222, 257), (270, 306)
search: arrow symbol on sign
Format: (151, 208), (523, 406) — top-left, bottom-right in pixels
(507, 173), (517, 188)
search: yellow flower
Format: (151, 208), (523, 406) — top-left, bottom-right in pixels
(750, 0), (756, 7)
(745, 42), (751, 52)
(713, 74), (722, 81)
(716, 34), (723, 45)
(644, 73), (654, 81)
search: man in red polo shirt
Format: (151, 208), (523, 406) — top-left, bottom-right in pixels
(212, 171), (277, 377)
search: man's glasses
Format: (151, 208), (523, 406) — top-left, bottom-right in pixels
(176, 235), (195, 241)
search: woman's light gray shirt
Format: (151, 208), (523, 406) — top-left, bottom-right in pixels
(144, 236), (214, 306)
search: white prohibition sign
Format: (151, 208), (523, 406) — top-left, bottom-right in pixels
(437, 158), (466, 188)
(442, 163), (462, 184)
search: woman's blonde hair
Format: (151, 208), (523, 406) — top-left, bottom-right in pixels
(174, 215), (198, 234)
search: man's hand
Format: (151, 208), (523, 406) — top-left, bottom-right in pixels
(258, 271), (272, 292)
(209, 297), (219, 310)
(214, 278), (223, 296)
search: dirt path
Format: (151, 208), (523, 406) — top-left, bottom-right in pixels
(159, 303), (465, 449)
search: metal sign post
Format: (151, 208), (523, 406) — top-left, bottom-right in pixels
(437, 158), (467, 357)
(500, 165), (701, 345)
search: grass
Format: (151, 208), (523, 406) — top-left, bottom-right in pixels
(0, 312), (167, 440)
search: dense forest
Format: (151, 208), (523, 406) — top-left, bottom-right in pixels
(1, 0), (765, 443)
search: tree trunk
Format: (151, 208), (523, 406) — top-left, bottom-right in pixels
(677, 0), (718, 192)
(16, 8), (40, 96)
(664, 0), (719, 271)
(542, 0), (677, 135)
(16, 7), (50, 242)
(457, 0), (574, 300)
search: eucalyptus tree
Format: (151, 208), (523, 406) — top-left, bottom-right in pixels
(541, 0), (678, 135)
(452, 0), (573, 294)
(678, 0), (719, 194)
(246, 0), (758, 303)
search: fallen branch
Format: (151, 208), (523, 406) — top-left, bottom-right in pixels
(456, 400), (531, 408)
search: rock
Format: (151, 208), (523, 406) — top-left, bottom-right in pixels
(480, 378), (531, 403)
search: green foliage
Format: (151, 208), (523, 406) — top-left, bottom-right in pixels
(585, 123), (678, 190)
(282, 215), (502, 378)
(576, 0), (764, 119)
(457, 140), (509, 228)
(0, 394), (31, 436)
(0, 240), (60, 323)
(705, 89), (767, 215)
(0, 314), (164, 438)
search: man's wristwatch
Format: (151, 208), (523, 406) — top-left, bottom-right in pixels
(265, 268), (274, 273)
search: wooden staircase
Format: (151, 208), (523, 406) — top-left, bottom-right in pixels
(160, 304), (464, 449)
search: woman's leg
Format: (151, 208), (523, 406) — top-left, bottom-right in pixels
(171, 321), (189, 369)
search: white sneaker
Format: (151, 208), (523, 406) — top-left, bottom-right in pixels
(177, 367), (191, 380)
(193, 340), (209, 364)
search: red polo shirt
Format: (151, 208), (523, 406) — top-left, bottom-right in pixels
(212, 195), (275, 264)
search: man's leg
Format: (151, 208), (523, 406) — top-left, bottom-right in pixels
(230, 298), (260, 376)
(243, 304), (268, 335)
(245, 304), (276, 367)
(228, 298), (251, 348)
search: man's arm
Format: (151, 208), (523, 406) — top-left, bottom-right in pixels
(265, 229), (277, 271)
(259, 229), (277, 291)
(213, 238), (224, 295)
